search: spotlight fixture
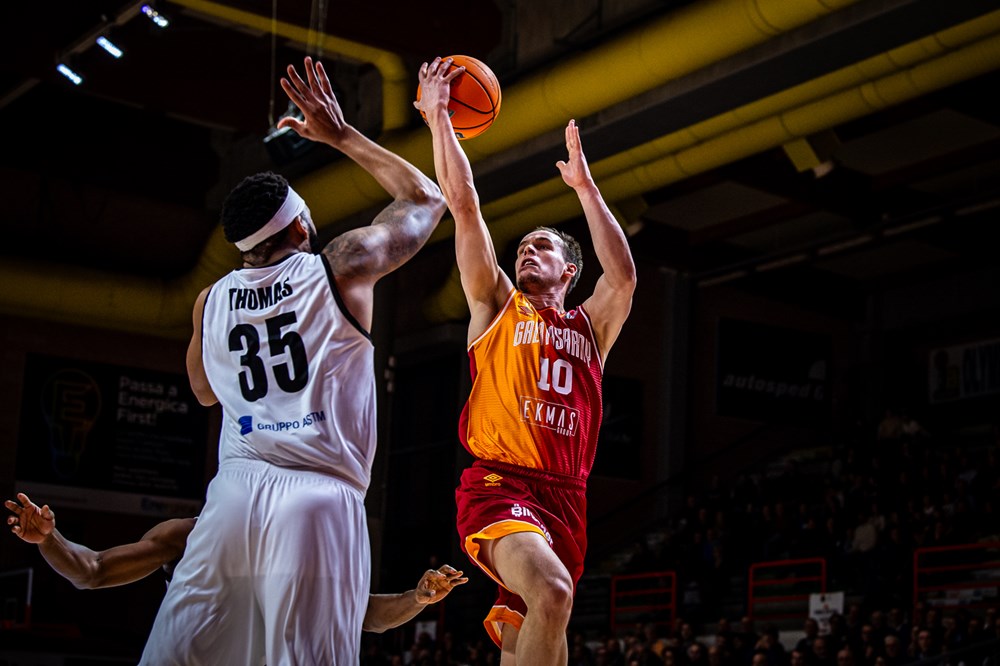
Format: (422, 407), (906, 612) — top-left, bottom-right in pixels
(56, 63), (83, 85)
(141, 4), (169, 28)
(96, 36), (124, 58)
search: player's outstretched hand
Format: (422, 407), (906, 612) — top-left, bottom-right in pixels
(414, 564), (468, 605)
(556, 119), (595, 190)
(279, 56), (350, 147)
(5, 492), (55, 544)
(414, 57), (465, 118)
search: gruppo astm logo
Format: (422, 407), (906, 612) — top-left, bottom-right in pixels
(483, 473), (503, 487)
(239, 411), (326, 435)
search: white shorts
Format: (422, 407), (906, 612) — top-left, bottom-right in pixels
(140, 458), (370, 665)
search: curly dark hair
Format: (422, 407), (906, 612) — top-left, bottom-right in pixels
(534, 226), (583, 293)
(221, 171), (290, 246)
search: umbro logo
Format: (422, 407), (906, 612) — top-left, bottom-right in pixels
(484, 473), (502, 487)
(517, 304), (534, 317)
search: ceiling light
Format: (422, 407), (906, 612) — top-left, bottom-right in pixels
(141, 4), (169, 28)
(56, 64), (83, 85)
(96, 36), (124, 58)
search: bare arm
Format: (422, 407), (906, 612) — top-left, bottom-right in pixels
(280, 57), (446, 330)
(5, 493), (194, 590)
(415, 58), (512, 340)
(363, 564), (468, 633)
(186, 285), (217, 407)
(558, 121), (636, 361)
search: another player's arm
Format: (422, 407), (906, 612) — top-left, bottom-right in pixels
(279, 57), (446, 329)
(186, 285), (217, 406)
(363, 565), (468, 633)
(559, 120), (637, 360)
(5, 493), (195, 589)
(415, 58), (513, 339)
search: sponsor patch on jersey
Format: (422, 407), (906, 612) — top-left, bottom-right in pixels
(519, 395), (579, 436)
(238, 415), (253, 435)
(483, 473), (502, 487)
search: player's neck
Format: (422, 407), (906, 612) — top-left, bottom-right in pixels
(523, 290), (566, 314)
(243, 246), (302, 268)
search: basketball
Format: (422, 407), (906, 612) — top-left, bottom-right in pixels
(417, 55), (501, 140)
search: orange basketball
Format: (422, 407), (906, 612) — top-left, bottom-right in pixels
(417, 55), (501, 140)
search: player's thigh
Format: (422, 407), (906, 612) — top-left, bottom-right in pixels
(488, 530), (572, 595)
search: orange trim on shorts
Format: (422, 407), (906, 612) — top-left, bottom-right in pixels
(485, 604), (524, 649)
(463, 519), (547, 592)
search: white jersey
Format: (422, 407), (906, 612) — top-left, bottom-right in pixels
(201, 252), (375, 492)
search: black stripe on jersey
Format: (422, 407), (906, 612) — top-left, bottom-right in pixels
(322, 254), (372, 342)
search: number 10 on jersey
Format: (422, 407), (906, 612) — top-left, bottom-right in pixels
(536, 357), (572, 395)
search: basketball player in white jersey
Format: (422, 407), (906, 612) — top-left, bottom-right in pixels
(139, 57), (447, 664)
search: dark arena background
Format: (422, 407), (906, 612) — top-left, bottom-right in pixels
(2, 0), (1000, 663)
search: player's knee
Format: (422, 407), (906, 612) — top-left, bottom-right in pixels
(526, 575), (573, 619)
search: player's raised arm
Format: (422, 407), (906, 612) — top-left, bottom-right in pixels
(415, 58), (512, 334)
(558, 120), (636, 359)
(279, 56), (447, 328)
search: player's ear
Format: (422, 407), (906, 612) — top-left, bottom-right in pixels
(291, 216), (308, 239)
(563, 262), (578, 280)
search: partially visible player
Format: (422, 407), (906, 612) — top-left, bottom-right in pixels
(416, 58), (636, 664)
(5, 492), (467, 633)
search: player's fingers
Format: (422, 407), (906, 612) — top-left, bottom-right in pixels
(285, 64), (309, 96)
(315, 61), (334, 98)
(304, 57), (320, 92)
(280, 78), (307, 108)
(3, 500), (19, 512)
(277, 117), (305, 134)
(443, 66), (465, 83)
(431, 56), (448, 76)
(41, 505), (53, 519)
(17, 492), (31, 504)
(7, 515), (17, 525)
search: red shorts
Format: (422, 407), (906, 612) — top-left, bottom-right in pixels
(455, 459), (588, 648)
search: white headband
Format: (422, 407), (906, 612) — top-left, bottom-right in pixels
(235, 187), (306, 252)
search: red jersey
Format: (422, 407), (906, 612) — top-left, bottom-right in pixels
(459, 289), (604, 480)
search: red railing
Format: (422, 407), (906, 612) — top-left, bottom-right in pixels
(747, 557), (826, 623)
(610, 570), (676, 637)
(913, 541), (1000, 618)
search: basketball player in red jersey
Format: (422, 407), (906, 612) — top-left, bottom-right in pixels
(416, 58), (637, 664)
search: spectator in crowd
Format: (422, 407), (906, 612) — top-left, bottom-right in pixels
(881, 635), (904, 666)
(798, 618), (822, 656)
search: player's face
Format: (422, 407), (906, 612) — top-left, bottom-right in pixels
(515, 230), (572, 292)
